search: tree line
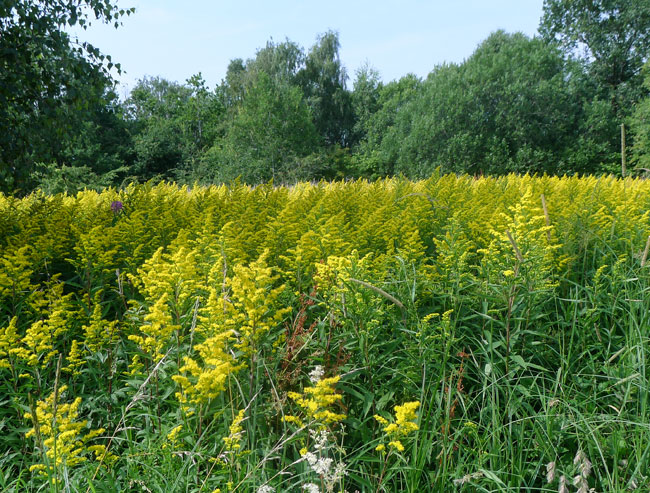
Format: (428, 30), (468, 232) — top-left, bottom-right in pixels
(1, 0), (649, 195)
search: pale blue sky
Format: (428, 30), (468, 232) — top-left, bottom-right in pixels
(72, 1), (545, 96)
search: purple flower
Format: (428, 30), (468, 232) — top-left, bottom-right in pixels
(111, 200), (123, 214)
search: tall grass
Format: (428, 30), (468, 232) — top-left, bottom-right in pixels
(0, 175), (649, 491)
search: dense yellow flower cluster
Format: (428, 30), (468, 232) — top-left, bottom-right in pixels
(172, 251), (286, 409)
(71, 225), (120, 280)
(226, 251), (290, 355)
(164, 424), (184, 450)
(83, 296), (120, 352)
(25, 386), (114, 479)
(223, 409), (246, 451)
(19, 279), (76, 367)
(0, 245), (34, 305)
(2, 173), (650, 485)
(286, 376), (346, 425)
(132, 245), (203, 312)
(129, 292), (180, 368)
(129, 246), (203, 366)
(3, 177), (650, 327)
(62, 340), (85, 377)
(477, 186), (563, 290)
(0, 316), (20, 370)
(375, 401), (420, 452)
(172, 327), (242, 408)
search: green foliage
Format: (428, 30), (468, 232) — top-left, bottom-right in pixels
(204, 72), (320, 183)
(222, 39), (304, 107)
(540, 0), (650, 139)
(2, 176), (650, 491)
(540, 0), (650, 95)
(125, 77), (194, 180)
(351, 64), (383, 148)
(356, 74), (422, 178)
(359, 32), (593, 176)
(9, 3), (650, 192)
(185, 73), (227, 150)
(30, 163), (125, 195)
(124, 75), (225, 181)
(62, 89), (133, 178)
(298, 31), (355, 148)
(630, 63), (650, 169)
(242, 38), (305, 86)
(0, 0), (133, 194)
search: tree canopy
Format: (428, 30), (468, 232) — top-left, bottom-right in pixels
(540, 0), (650, 84)
(359, 32), (592, 177)
(0, 0), (133, 193)
(4, 3), (650, 195)
(540, 0), (650, 116)
(203, 72), (320, 184)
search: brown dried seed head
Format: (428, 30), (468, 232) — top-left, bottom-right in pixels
(546, 461), (556, 483)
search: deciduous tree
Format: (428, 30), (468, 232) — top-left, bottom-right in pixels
(0, 0), (133, 193)
(540, 0), (650, 115)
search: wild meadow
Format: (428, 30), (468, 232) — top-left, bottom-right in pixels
(1, 172), (649, 492)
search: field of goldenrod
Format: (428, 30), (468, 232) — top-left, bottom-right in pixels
(1, 173), (649, 491)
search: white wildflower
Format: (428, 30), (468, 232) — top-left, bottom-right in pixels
(302, 484), (320, 493)
(304, 451), (333, 475)
(257, 485), (275, 493)
(310, 429), (330, 451)
(313, 457), (334, 476)
(309, 365), (324, 384)
(304, 451), (318, 467)
(332, 461), (347, 481)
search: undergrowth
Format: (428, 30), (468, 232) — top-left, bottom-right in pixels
(0, 173), (649, 491)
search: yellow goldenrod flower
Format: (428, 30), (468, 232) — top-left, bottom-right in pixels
(129, 292), (180, 364)
(0, 316), (23, 369)
(163, 424), (184, 451)
(375, 401), (420, 455)
(223, 409), (246, 451)
(25, 386), (114, 480)
(62, 340), (85, 377)
(391, 401), (420, 436)
(83, 295), (120, 353)
(226, 250), (290, 355)
(283, 415), (305, 427)
(388, 440), (405, 452)
(172, 329), (243, 409)
(16, 278), (75, 368)
(288, 375), (346, 424)
(0, 245), (34, 302)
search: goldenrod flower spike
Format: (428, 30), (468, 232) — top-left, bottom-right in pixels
(25, 387), (114, 480)
(374, 401), (420, 452)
